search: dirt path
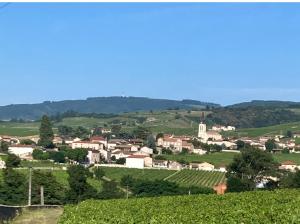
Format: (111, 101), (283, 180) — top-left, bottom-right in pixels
(12, 208), (63, 224)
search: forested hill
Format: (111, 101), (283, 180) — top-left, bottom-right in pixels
(229, 100), (300, 109)
(207, 107), (300, 128)
(0, 97), (220, 120)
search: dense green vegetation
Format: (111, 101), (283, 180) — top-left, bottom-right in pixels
(225, 121), (300, 138)
(59, 189), (300, 224)
(207, 107), (300, 128)
(167, 170), (226, 188)
(0, 96), (219, 120)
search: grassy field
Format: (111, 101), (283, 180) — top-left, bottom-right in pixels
(163, 152), (238, 166)
(167, 170), (226, 188)
(100, 167), (175, 182)
(12, 208), (63, 224)
(0, 122), (40, 136)
(0, 110), (205, 137)
(162, 152), (300, 166)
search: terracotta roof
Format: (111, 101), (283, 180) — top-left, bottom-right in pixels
(73, 141), (99, 144)
(9, 145), (34, 148)
(127, 155), (148, 159)
(90, 136), (106, 141)
(281, 160), (297, 166)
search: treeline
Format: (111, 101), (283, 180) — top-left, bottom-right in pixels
(207, 107), (300, 128)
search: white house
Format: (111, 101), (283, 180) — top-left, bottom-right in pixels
(279, 161), (298, 172)
(190, 162), (215, 171)
(157, 137), (183, 152)
(140, 146), (153, 155)
(152, 160), (168, 169)
(8, 145), (34, 158)
(87, 150), (101, 165)
(212, 125), (236, 132)
(72, 141), (103, 150)
(90, 136), (108, 148)
(126, 155), (153, 169)
(0, 158), (6, 169)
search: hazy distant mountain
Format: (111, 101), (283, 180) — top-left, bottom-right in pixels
(0, 96), (220, 120)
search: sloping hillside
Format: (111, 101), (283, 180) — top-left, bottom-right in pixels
(0, 97), (220, 120)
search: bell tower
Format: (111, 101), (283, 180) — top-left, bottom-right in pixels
(198, 112), (207, 139)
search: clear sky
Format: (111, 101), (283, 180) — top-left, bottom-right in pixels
(1, 3), (300, 106)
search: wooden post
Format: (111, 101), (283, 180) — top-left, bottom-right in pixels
(28, 167), (32, 206)
(40, 186), (44, 206)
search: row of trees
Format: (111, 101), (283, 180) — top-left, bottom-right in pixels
(0, 165), (124, 206)
(226, 148), (300, 192)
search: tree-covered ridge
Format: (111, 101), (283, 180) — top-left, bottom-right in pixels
(207, 107), (300, 128)
(0, 97), (220, 120)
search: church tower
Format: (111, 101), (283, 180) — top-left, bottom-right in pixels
(198, 112), (207, 139)
(198, 122), (207, 138)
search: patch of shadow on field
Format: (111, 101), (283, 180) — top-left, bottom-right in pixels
(11, 208), (63, 224)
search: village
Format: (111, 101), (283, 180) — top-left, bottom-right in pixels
(1, 116), (299, 174)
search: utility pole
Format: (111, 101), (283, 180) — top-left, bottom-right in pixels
(40, 186), (44, 206)
(28, 167), (32, 206)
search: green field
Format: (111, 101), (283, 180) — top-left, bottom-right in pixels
(167, 170), (226, 188)
(100, 167), (175, 182)
(163, 152), (300, 166)
(0, 122), (40, 136)
(0, 110), (205, 137)
(163, 152), (238, 166)
(59, 189), (300, 224)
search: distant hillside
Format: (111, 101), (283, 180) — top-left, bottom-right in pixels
(229, 100), (300, 109)
(207, 107), (300, 128)
(0, 96), (220, 120)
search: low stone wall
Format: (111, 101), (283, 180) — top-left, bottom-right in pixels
(0, 205), (61, 223)
(0, 205), (22, 223)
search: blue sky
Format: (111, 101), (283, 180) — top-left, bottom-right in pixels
(1, 3), (300, 106)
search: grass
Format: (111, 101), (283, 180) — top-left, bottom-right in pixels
(100, 167), (176, 182)
(0, 122), (40, 136)
(273, 153), (300, 165)
(167, 170), (226, 188)
(12, 208), (63, 224)
(162, 152), (238, 166)
(0, 109), (204, 137)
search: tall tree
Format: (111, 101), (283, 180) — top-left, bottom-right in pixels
(66, 165), (96, 203)
(0, 168), (27, 205)
(38, 115), (54, 148)
(226, 148), (279, 192)
(31, 170), (65, 205)
(265, 139), (276, 152)
(6, 154), (21, 168)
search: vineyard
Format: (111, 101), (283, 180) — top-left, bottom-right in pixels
(166, 170), (226, 188)
(59, 189), (300, 224)
(100, 167), (175, 182)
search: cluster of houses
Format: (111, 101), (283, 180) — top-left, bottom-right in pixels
(1, 118), (300, 173)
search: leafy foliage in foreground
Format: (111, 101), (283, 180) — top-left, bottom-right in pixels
(59, 189), (300, 224)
